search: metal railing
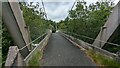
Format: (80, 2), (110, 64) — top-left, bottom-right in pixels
(24, 31), (51, 65)
(5, 30), (52, 66)
(18, 33), (47, 51)
(63, 31), (120, 47)
(61, 31), (120, 59)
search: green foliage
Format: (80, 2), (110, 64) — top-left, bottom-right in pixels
(2, 2), (54, 66)
(58, 0), (120, 53)
(28, 50), (42, 66)
(2, 23), (14, 65)
(20, 3), (52, 41)
(87, 49), (120, 67)
(102, 26), (120, 53)
(0, 19), (2, 67)
(58, 0), (114, 44)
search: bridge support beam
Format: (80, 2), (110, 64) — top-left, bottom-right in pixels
(93, 1), (120, 48)
(2, 1), (30, 58)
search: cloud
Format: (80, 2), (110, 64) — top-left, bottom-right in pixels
(114, 0), (119, 5)
(25, 0), (119, 22)
(44, 0), (119, 22)
(2, 0), (119, 22)
(27, 0), (75, 2)
(44, 2), (74, 22)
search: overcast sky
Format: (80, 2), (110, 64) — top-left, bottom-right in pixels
(26, 0), (119, 22)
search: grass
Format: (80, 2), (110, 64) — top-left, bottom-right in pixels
(28, 50), (43, 66)
(87, 49), (120, 67)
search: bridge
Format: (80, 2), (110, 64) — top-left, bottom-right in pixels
(1, 0), (120, 67)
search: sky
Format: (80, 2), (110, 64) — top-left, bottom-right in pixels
(26, 0), (119, 22)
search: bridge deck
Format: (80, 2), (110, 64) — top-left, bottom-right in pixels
(41, 33), (96, 66)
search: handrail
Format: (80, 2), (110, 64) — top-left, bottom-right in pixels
(18, 33), (47, 51)
(24, 31), (51, 64)
(62, 31), (120, 57)
(5, 30), (52, 66)
(63, 31), (120, 47)
(61, 32), (119, 59)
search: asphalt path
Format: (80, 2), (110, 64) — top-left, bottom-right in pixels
(41, 33), (96, 66)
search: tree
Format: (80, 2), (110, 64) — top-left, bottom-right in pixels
(20, 2), (52, 41)
(58, 0), (114, 43)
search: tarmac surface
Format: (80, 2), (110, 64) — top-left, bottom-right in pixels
(41, 33), (96, 66)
